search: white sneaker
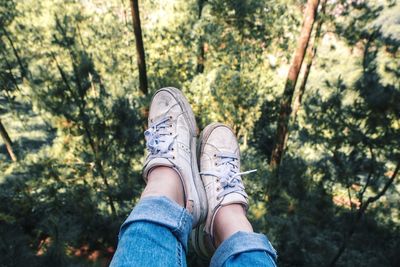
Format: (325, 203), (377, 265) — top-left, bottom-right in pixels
(142, 87), (207, 227)
(191, 123), (256, 258)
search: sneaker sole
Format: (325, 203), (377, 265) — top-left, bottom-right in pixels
(191, 122), (227, 259)
(155, 87), (208, 228)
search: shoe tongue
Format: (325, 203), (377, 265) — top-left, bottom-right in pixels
(143, 158), (174, 181)
(221, 192), (248, 210)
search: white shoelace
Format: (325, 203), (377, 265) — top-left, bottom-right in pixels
(144, 116), (176, 160)
(200, 152), (256, 199)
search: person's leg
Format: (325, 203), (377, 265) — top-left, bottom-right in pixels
(111, 88), (207, 267)
(213, 204), (252, 247)
(141, 167), (184, 206)
(110, 167), (191, 267)
(211, 204), (277, 267)
(191, 123), (277, 267)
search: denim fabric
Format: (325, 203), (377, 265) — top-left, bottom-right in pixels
(110, 196), (278, 267)
(110, 196), (192, 267)
(211, 231), (277, 267)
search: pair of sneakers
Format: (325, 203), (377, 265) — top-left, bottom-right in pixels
(143, 87), (254, 258)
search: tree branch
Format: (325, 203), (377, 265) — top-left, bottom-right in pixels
(329, 159), (400, 266)
(0, 118), (17, 161)
(1, 27), (27, 78)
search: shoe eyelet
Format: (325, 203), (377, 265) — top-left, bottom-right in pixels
(169, 115), (173, 119)
(217, 196), (221, 200)
(213, 154), (216, 157)
(169, 132), (172, 135)
(214, 163), (218, 166)
(172, 156), (175, 159)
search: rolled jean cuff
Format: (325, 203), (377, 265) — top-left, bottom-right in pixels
(210, 231), (278, 267)
(119, 196), (193, 251)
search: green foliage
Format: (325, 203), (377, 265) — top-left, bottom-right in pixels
(0, 0), (399, 266)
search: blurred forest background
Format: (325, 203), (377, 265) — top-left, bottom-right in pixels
(0, 0), (399, 266)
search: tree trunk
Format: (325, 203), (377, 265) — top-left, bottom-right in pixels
(196, 0), (207, 73)
(0, 119), (17, 161)
(130, 0), (148, 95)
(120, 0), (129, 27)
(270, 0), (320, 170)
(283, 0), (326, 149)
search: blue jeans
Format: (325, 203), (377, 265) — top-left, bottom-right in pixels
(110, 197), (277, 267)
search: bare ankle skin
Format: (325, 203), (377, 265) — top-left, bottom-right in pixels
(213, 204), (254, 247)
(141, 166), (185, 207)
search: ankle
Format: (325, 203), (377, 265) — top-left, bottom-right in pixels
(213, 204), (253, 247)
(141, 167), (185, 207)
